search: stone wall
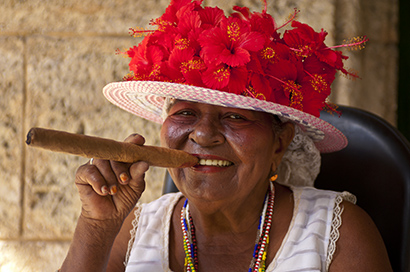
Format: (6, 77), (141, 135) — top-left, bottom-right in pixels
(0, 0), (398, 271)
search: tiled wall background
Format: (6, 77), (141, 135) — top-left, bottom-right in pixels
(0, 0), (398, 271)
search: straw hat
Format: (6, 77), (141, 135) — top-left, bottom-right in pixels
(103, 0), (367, 153)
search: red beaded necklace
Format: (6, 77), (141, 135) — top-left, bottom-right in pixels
(180, 183), (275, 272)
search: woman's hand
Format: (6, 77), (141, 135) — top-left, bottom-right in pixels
(60, 134), (149, 272)
(74, 133), (149, 225)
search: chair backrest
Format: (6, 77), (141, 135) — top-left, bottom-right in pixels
(163, 105), (410, 272)
(315, 105), (410, 272)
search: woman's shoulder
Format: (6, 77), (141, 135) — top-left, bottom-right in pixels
(283, 186), (392, 271)
(327, 196), (393, 271)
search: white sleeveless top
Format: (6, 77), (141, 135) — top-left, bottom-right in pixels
(124, 186), (356, 272)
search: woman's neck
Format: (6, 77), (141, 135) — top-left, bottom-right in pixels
(186, 182), (270, 237)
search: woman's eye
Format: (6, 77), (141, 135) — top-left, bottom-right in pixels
(172, 110), (196, 117)
(228, 114), (245, 120)
(176, 110), (194, 116)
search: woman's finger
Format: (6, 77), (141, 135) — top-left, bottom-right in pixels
(110, 160), (132, 185)
(76, 163), (110, 196)
(127, 161), (149, 197)
(124, 133), (146, 145)
(76, 133), (148, 197)
(91, 158), (121, 195)
(109, 133), (147, 186)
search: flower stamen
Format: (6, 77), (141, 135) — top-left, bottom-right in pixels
(129, 27), (155, 37)
(307, 73), (329, 93)
(328, 36), (369, 51)
(244, 86), (266, 100)
(214, 67), (230, 82)
(277, 8), (300, 30)
(175, 38), (190, 50)
(261, 47), (277, 62)
(284, 81), (303, 110)
(227, 22), (241, 42)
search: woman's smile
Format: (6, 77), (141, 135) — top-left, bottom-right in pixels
(191, 154), (234, 173)
(195, 154), (233, 167)
(197, 158), (233, 167)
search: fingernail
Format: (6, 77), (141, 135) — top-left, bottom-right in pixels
(120, 173), (129, 183)
(110, 185), (117, 195)
(101, 185), (109, 195)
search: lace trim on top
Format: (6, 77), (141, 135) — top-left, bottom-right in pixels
(326, 192), (357, 270)
(124, 203), (143, 267)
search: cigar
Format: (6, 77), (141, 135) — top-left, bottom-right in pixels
(25, 127), (198, 168)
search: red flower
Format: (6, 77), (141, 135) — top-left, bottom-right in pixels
(174, 10), (203, 54)
(198, 6), (225, 30)
(202, 64), (247, 93)
(266, 59), (300, 105)
(232, 5), (277, 42)
(247, 72), (273, 101)
(199, 17), (265, 67)
(158, 0), (202, 27)
(167, 48), (206, 85)
(202, 64), (230, 90)
(303, 55), (336, 97)
(284, 21), (351, 76)
(299, 88), (327, 116)
(127, 38), (165, 81)
(283, 21), (327, 58)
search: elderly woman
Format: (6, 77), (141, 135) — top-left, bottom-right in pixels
(59, 0), (392, 271)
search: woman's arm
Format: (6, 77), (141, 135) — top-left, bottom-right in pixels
(59, 134), (148, 272)
(107, 206), (139, 271)
(329, 201), (393, 272)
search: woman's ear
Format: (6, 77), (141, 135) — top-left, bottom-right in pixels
(271, 122), (295, 171)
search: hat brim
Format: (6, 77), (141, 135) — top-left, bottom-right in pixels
(103, 81), (347, 153)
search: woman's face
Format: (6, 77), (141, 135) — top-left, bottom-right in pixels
(160, 101), (294, 203)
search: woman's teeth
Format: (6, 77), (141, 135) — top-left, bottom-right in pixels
(198, 159), (232, 167)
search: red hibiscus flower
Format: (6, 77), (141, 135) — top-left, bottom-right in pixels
(232, 5), (277, 43)
(198, 6), (225, 30)
(283, 21), (327, 58)
(199, 17), (265, 67)
(167, 47), (206, 85)
(127, 38), (165, 81)
(158, 0), (202, 27)
(303, 55), (336, 97)
(202, 63), (248, 93)
(284, 21), (353, 77)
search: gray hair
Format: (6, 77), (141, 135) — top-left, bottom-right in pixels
(276, 120), (321, 187)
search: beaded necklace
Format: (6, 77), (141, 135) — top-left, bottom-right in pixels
(180, 183), (275, 272)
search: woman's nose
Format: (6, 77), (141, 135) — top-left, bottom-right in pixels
(189, 115), (225, 147)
